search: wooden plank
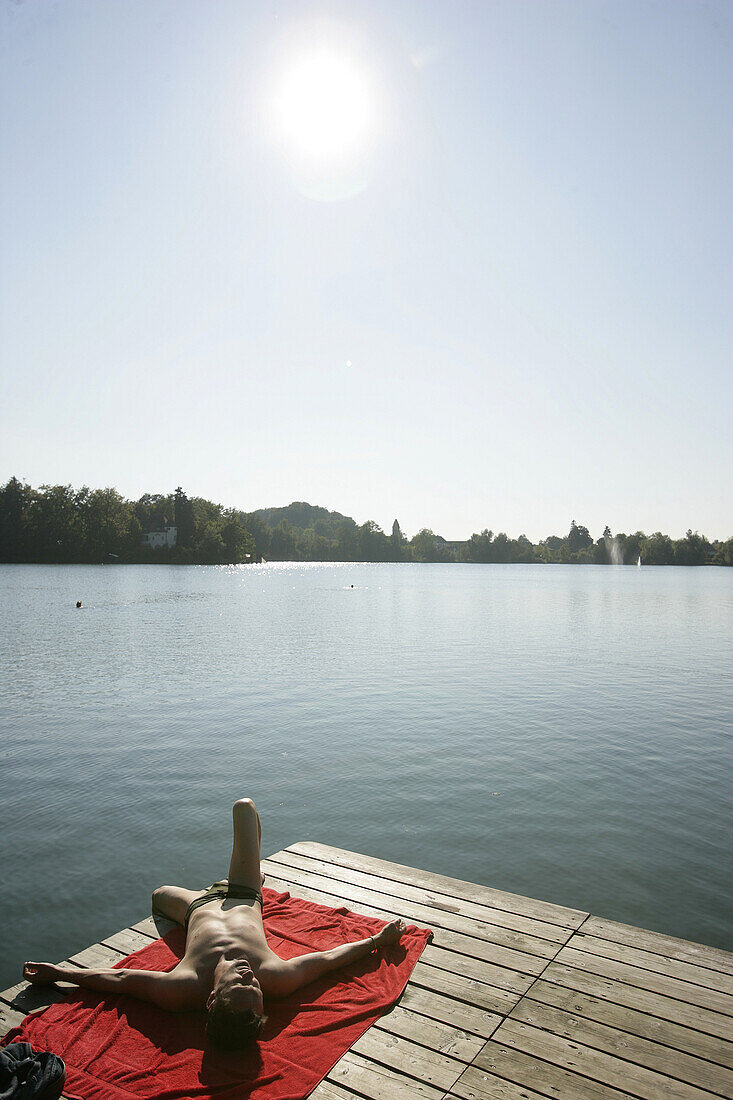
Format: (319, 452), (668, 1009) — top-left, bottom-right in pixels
(0, 1001), (26, 1038)
(374, 1004), (486, 1062)
(264, 867), (558, 965)
(511, 998), (733, 1096)
(309, 1081), (361, 1100)
(267, 851), (574, 944)
(543, 962), (733, 1042)
(526, 979), (733, 1072)
(269, 866), (554, 969)
(569, 933), (733, 995)
(448, 1063), (564, 1100)
(276, 850), (577, 936)
(1, 943), (125, 1015)
(0, 978), (73, 1015)
(67, 943), (126, 970)
(428, 926), (553, 973)
(473, 1039), (634, 1099)
(423, 943), (535, 996)
(398, 984), (503, 1039)
(555, 946), (733, 1018)
(263, 858), (563, 946)
(494, 1017), (718, 1099)
(582, 917), (733, 977)
(131, 914), (176, 938)
(263, 867), (536, 1021)
(102, 927), (154, 956)
(268, 849), (572, 946)
(408, 961), (521, 1015)
(275, 861), (523, 1020)
(351, 1026), (465, 1090)
(327, 1050), (446, 1099)
(263, 866), (548, 981)
(288, 842), (588, 927)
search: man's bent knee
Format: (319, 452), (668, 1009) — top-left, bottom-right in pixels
(151, 884), (197, 926)
(152, 885), (170, 912)
(233, 798), (256, 815)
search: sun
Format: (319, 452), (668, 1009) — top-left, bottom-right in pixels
(274, 50), (374, 162)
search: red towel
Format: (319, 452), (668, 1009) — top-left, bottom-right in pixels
(5, 888), (431, 1099)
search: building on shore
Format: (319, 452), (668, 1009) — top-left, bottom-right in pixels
(141, 526), (177, 550)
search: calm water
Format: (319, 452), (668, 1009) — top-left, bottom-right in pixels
(1, 562), (731, 988)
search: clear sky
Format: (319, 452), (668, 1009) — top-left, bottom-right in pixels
(2, 0), (731, 541)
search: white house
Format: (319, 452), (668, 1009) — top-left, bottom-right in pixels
(141, 526), (177, 550)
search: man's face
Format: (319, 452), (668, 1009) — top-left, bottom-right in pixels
(227, 960), (264, 1015)
(210, 955), (264, 1016)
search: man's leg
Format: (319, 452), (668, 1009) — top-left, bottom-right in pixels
(151, 884), (205, 926)
(227, 798), (262, 890)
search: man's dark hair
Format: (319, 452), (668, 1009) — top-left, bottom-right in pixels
(206, 994), (267, 1050)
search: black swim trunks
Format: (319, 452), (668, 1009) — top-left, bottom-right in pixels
(184, 879), (263, 931)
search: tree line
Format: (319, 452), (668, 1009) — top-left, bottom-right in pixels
(0, 480), (253, 565)
(1, 478), (730, 566)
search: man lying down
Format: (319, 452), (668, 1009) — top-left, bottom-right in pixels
(24, 798), (405, 1050)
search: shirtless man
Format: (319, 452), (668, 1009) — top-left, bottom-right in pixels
(24, 798), (406, 1050)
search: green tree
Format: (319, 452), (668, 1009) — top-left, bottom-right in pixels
(464, 529), (493, 562)
(568, 520), (592, 553)
(411, 528), (440, 562)
(270, 519), (296, 560)
(358, 521), (390, 561)
(538, 534), (570, 562)
(174, 487), (195, 548)
(336, 520), (359, 561)
(712, 537), (733, 566)
(515, 535), (536, 563)
(78, 488), (137, 560)
(391, 519), (406, 561)
(196, 522), (226, 563)
(220, 515), (254, 563)
(492, 533), (513, 563)
(674, 530), (711, 566)
(643, 532), (674, 565)
(135, 493), (172, 533)
(36, 484), (81, 561)
(0, 477), (32, 561)
(241, 512), (271, 561)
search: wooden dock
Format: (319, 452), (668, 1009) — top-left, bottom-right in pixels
(2, 842), (732, 1098)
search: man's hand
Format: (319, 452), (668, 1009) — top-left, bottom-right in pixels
(375, 918), (406, 948)
(25, 961), (199, 1011)
(23, 962), (61, 985)
(269, 917), (410, 997)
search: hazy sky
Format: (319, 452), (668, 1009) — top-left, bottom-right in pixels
(2, 0), (731, 540)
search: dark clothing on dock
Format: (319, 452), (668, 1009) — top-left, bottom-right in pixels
(0, 1042), (65, 1099)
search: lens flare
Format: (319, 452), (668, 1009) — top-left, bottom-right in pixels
(274, 51), (374, 163)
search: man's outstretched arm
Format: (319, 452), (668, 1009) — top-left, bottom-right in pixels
(23, 962), (198, 1012)
(268, 918), (407, 998)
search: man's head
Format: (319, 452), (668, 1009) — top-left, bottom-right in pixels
(206, 992), (267, 1050)
(206, 954), (267, 1050)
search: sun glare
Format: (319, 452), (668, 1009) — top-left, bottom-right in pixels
(274, 51), (374, 162)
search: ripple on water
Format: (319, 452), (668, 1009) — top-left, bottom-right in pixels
(1, 562), (731, 989)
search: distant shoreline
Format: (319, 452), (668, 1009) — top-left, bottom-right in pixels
(2, 478), (731, 567)
(0, 559), (727, 569)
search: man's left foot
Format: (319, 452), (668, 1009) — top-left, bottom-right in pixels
(376, 918), (406, 947)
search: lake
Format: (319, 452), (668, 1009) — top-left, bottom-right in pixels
(1, 562), (731, 990)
